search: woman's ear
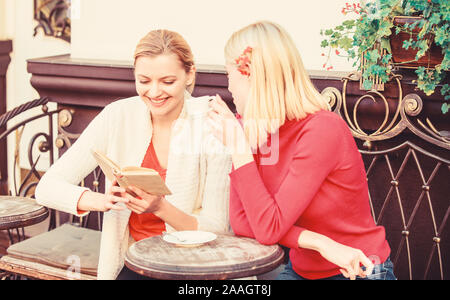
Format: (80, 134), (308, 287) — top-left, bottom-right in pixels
(186, 65), (196, 86)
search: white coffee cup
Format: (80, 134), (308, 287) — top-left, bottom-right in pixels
(186, 95), (215, 116)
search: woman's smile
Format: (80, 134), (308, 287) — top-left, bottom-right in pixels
(149, 96), (170, 107)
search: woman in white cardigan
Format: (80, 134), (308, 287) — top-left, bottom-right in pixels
(35, 29), (232, 280)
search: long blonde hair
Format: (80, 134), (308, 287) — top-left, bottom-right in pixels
(225, 21), (329, 148)
(134, 29), (196, 93)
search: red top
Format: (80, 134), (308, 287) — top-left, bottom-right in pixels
(128, 141), (166, 241)
(229, 110), (390, 279)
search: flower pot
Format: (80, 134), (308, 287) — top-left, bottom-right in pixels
(390, 16), (444, 68)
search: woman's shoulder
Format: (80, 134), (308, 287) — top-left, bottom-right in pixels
(306, 110), (355, 145)
(283, 110), (352, 149)
(104, 96), (145, 112)
(287, 110), (347, 133)
(306, 110), (345, 126)
(96, 96), (148, 122)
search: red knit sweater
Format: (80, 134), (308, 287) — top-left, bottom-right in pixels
(129, 141), (166, 241)
(229, 110), (390, 279)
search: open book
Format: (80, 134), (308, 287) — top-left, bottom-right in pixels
(92, 150), (171, 196)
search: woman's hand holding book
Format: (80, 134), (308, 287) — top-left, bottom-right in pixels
(122, 185), (164, 215)
(123, 185), (198, 231)
(77, 179), (130, 212)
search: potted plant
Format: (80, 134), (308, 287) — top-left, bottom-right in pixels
(320, 0), (449, 114)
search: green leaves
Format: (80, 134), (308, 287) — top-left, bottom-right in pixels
(365, 49), (381, 62)
(442, 103), (449, 114)
(416, 66), (426, 78)
(415, 68), (443, 96)
(343, 20), (356, 29)
(441, 84), (450, 96)
(378, 20), (394, 37)
(362, 80), (374, 90)
(429, 13), (441, 25)
(415, 40), (429, 60)
(324, 29), (334, 36)
(441, 84), (450, 114)
(381, 53), (393, 64)
(403, 39), (413, 50)
(434, 24), (449, 46)
(319, 0), (449, 114)
(338, 36), (354, 51)
(380, 38), (392, 53)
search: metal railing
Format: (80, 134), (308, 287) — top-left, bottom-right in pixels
(322, 72), (449, 280)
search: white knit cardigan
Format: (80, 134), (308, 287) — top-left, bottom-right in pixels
(35, 94), (232, 280)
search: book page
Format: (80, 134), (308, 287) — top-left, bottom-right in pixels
(122, 166), (159, 175)
(91, 149), (121, 181)
(91, 149), (171, 196)
(124, 173), (171, 196)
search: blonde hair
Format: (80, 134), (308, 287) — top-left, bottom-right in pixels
(225, 21), (329, 148)
(134, 29), (196, 93)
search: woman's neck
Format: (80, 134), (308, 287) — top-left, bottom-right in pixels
(151, 102), (183, 129)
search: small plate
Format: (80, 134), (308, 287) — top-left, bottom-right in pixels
(162, 231), (217, 247)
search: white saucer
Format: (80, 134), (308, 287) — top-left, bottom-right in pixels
(162, 231), (217, 247)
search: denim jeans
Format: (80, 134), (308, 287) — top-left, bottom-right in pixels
(276, 257), (397, 280)
(116, 266), (156, 280)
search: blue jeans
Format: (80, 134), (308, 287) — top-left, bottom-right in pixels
(116, 266), (155, 280)
(276, 257), (396, 280)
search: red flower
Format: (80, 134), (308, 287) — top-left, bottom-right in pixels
(236, 47), (252, 77)
(243, 46), (252, 55)
(335, 50), (340, 55)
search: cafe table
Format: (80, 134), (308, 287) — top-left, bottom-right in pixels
(0, 196), (49, 243)
(125, 232), (285, 280)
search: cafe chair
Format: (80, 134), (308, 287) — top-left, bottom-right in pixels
(0, 98), (102, 280)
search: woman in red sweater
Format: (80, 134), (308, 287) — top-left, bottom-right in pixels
(208, 21), (395, 280)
